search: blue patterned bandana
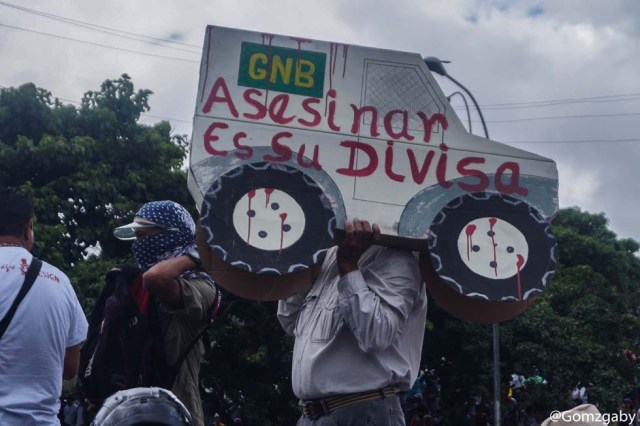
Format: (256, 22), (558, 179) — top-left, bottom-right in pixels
(130, 201), (197, 270)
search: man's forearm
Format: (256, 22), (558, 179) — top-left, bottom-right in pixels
(142, 255), (197, 307)
(63, 343), (82, 380)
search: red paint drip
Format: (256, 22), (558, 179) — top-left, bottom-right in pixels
(516, 254), (525, 300)
(261, 33), (275, 45)
(279, 212), (288, 253)
(326, 44), (340, 117)
(247, 190), (256, 244)
(489, 217), (498, 277)
(290, 37), (311, 67)
(264, 188), (275, 207)
(342, 45), (349, 78)
(465, 224), (476, 261)
(328, 44), (335, 93)
(200, 30), (214, 102)
(331, 44), (338, 75)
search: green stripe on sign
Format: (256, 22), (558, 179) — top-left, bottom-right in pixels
(238, 42), (326, 98)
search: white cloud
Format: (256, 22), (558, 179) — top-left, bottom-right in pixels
(1, 0), (639, 241)
(557, 161), (600, 210)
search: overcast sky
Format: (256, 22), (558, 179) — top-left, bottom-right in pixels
(1, 0), (638, 241)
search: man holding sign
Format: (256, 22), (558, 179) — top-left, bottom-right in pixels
(188, 25), (558, 423)
(278, 219), (428, 425)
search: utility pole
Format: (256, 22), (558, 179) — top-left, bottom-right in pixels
(423, 56), (500, 426)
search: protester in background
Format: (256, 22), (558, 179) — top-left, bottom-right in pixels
(113, 200), (217, 426)
(212, 413), (226, 426)
(571, 382), (588, 405)
(58, 397), (68, 424)
(407, 396), (429, 426)
(423, 369), (441, 417)
(63, 397), (86, 426)
(278, 219), (428, 425)
(0, 187), (88, 424)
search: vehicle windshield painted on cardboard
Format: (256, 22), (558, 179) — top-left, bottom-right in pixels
(188, 26), (558, 302)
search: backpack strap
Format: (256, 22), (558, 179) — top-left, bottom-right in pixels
(169, 284), (222, 374)
(0, 257), (43, 341)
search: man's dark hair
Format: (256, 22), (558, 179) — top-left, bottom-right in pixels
(0, 187), (34, 236)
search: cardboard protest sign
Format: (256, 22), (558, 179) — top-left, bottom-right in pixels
(188, 26), (558, 303)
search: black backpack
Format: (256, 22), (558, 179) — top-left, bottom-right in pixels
(78, 265), (220, 405)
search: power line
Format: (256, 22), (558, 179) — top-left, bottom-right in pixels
(2, 7), (638, 116)
(482, 111), (640, 123)
(0, 22), (199, 63)
(142, 113), (191, 124)
(478, 93), (640, 109)
(2, 0), (638, 116)
(506, 138), (640, 144)
(451, 94), (640, 112)
(0, 0), (202, 52)
(0, 8), (635, 146)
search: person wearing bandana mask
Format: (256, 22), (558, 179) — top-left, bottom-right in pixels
(114, 200), (217, 426)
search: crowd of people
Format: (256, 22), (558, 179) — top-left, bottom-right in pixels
(58, 396), (87, 426)
(4, 184), (640, 425)
(0, 190), (223, 425)
(401, 368), (442, 425)
(0, 187), (429, 425)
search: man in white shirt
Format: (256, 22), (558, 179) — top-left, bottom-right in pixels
(0, 187), (88, 424)
(278, 219), (428, 425)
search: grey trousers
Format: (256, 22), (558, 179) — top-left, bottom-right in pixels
(296, 395), (405, 426)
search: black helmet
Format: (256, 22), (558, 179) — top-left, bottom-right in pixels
(92, 387), (192, 425)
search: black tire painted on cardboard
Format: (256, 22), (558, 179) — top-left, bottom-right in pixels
(428, 192), (557, 301)
(200, 162), (340, 274)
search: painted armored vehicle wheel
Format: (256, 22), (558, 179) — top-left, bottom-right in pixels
(428, 192), (557, 301)
(200, 162), (340, 274)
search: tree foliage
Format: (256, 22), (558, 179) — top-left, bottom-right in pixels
(3, 77), (640, 425)
(0, 75), (192, 308)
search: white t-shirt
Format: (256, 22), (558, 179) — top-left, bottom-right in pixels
(0, 247), (88, 425)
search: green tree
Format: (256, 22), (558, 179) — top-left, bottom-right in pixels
(200, 298), (300, 423)
(0, 75), (192, 308)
